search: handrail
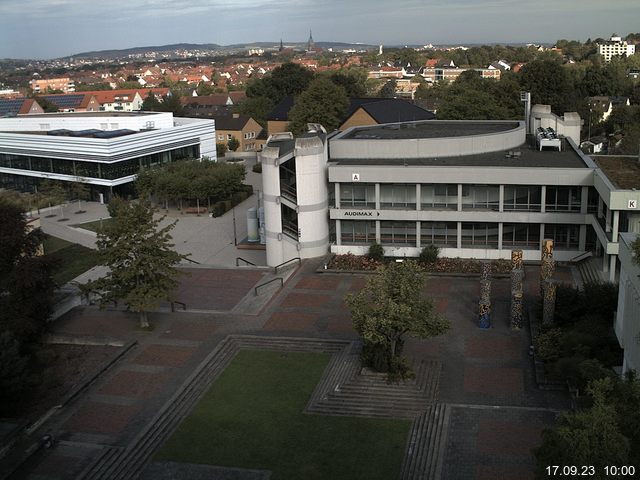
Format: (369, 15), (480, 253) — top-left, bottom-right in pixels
(171, 301), (187, 312)
(183, 256), (201, 265)
(274, 257), (301, 274)
(254, 277), (283, 296)
(236, 257), (256, 267)
(569, 251), (593, 263)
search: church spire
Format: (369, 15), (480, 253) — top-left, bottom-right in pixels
(307, 30), (314, 51)
(279, 38), (283, 52)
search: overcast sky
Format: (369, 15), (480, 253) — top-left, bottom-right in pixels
(1, 0), (639, 59)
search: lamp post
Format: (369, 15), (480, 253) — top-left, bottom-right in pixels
(588, 108), (592, 143)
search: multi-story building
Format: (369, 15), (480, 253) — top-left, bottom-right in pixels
(0, 111), (215, 201)
(29, 77), (75, 93)
(598, 36), (636, 62)
(613, 232), (640, 374)
(260, 104), (640, 283)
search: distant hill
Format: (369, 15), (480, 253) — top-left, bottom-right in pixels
(71, 41), (378, 59)
(73, 43), (223, 58)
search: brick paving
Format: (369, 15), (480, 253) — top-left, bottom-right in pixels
(14, 260), (573, 480)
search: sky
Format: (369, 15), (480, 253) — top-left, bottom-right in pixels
(1, 0), (639, 59)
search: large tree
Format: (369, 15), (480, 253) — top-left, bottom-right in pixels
(287, 77), (349, 134)
(346, 261), (450, 378)
(82, 198), (186, 328)
(0, 199), (55, 414)
(246, 62), (315, 105)
(519, 59), (576, 113)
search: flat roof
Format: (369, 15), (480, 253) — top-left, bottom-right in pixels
(594, 156), (640, 189)
(331, 142), (588, 169)
(341, 120), (521, 140)
(16, 111), (162, 118)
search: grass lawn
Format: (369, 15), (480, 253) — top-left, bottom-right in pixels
(156, 350), (411, 480)
(43, 235), (101, 285)
(73, 218), (113, 233)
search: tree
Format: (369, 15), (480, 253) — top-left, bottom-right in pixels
(227, 136), (240, 152)
(379, 79), (397, 98)
(246, 62), (315, 105)
(81, 198), (187, 328)
(287, 77), (349, 134)
(519, 60), (576, 113)
(345, 261), (450, 378)
(216, 142), (227, 158)
(534, 378), (631, 478)
(69, 180), (90, 212)
(141, 91), (162, 111)
(236, 96), (274, 127)
(328, 68), (368, 97)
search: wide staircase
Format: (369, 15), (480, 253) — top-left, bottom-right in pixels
(576, 256), (603, 285)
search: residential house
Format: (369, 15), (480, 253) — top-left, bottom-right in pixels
(39, 93), (100, 112)
(214, 114), (264, 152)
(588, 96), (631, 123)
(29, 77), (75, 93)
(0, 98), (44, 117)
(181, 93), (246, 118)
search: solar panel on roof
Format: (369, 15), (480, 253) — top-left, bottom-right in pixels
(70, 129), (102, 137)
(42, 94), (85, 108)
(0, 99), (25, 116)
(93, 129), (136, 138)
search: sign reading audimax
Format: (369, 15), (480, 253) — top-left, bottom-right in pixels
(342, 210), (381, 217)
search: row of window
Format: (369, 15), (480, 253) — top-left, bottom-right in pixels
(339, 221), (583, 250)
(0, 145), (199, 180)
(338, 183), (597, 213)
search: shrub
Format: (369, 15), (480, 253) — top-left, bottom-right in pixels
(368, 242), (384, 261)
(535, 328), (563, 361)
(419, 244), (439, 264)
(328, 253), (380, 271)
(252, 162), (262, 173)
(210, 200), (227, 217)
(231, 191), (248, 207)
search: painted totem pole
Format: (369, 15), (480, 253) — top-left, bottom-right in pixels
(478, 262), (492, 328)
(510, 249), (525, 329)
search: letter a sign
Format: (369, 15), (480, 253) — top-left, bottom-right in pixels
(352, 173), (360, 182)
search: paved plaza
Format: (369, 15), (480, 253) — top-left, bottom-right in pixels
(3, 256), (573, 480)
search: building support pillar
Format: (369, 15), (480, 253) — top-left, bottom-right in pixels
(457, 221), (462, 249)
(579, 224), (587, 251)
(609, 255), (617, 282)
(334, 183), (340, 209)
(540, 185), (546, 213)
(457, 184), (463, 212)
(499, 185), (504, 213)
(335, 220), (341, 246)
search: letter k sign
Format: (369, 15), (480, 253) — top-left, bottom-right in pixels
(629, 200), (637, 209)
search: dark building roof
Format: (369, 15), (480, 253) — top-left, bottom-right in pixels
(342, 120), (518, 140)
(40, 93), (91, 109)
(212, 114), (252, 130)
(266, 96), (295, 121)
(266, 96), (435, 125)
(349, 98), (436, 124)
(0, 98), (38, 117)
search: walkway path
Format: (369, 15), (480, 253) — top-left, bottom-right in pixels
(4, 259), (572, 480)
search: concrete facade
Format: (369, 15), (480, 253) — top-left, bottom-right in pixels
(614, 233), (640, 374)
(0, 112), (216, 200)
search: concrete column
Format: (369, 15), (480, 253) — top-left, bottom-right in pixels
(416, 184), (421, 211)
(579, 224), (587, 251)
(498, 223), (503, 251)
(606, 208), (612, 232)
(376, 220), (381, 243)
(598, 197), (603, 219)
(457, 184), (463, 212)
(499, 185), (504, 213)
(580, 186), (589, 214)
(334, 183), (340, 209)
(539, 224), (545, 250)
(609, 255), (617, 282)
(540, 185), (546, 213)
(375, 183), (380, 210)
(335, 220), (341, 246)
(457, 221), (462, 249)
(612, 210), (620, 240)
(603, 252), (609, 273)
(416, 221), (421, 248)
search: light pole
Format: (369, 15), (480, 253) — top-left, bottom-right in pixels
(232, 205), (238, 246)
(588, 108), (592, 142)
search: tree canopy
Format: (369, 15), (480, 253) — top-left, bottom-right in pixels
(287, 77), (349, 134)
(246, 62), (315, 105)
(81, 198), (186, 328)
(346, 261), (450, 378)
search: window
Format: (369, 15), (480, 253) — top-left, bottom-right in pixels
(421, 222), (457, 247)
(545, 187), (581, 212)
(502, 223), (540, 248)
(39, 123), (50, 130)
(227, 134), (233, 140)
(544, 224), (579, 249)
(461, 185), (499, 210)
(421, 184), (457, 210)
(341, 220), (376, 244)
(340, 183), (375, 208)
(461, 223), (499, 248)
(218, 135), (224, 140)
(380, 221), (416, 245)
(503, 186), (541, 211)
(380, 184), (416, 209)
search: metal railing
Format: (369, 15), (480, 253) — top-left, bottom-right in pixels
(236, 257), (256, 267)
(274, 257), (301, 274)
(569, 251), (593, 263)
(183, 256), (201, 265)
(254, 277), (283, 296)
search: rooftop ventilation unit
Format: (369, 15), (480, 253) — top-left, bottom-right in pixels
(536, 127), (561, 151)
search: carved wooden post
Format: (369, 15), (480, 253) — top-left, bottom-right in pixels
(478, 263), (492, 328)
(540, 239), (554, 297)
(510, 249), (525, 330)
(542, 280), (557, 326)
